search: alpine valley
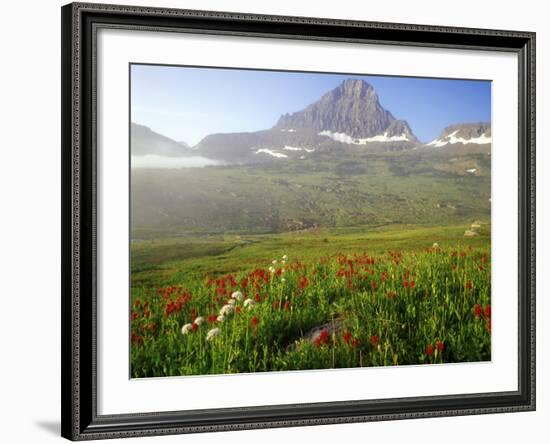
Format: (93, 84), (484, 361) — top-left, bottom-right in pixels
(131, 79), (491, 238)
(130, 77), (492, 377)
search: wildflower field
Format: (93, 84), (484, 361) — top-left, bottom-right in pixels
(130, 224), (491, 377)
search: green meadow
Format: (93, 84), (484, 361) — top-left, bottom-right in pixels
(130, 222), (491, 377)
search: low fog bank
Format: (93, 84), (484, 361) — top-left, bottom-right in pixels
(131, 155), (223, 168)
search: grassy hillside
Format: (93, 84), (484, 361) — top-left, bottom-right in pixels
(131, 147), (491, 238)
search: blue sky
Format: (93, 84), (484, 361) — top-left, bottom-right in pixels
(131, 64), (491, 145)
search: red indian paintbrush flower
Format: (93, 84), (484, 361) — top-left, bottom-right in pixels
(425, 344), (434, 357)
(299, 276), (309, 289)
(473, 304), (483, 318)
(131, 331), (143, 346)
(343, 330), (352, 345)
(314, 330), (330, 347)
(436, 340), (444, 353)
(484, 304), (491, 318)
(370, 335), (379, 347)
(409, 280), (415, 288)
(466, 281), (473, 290)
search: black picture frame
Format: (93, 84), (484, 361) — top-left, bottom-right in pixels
(61, 2), (536, 440)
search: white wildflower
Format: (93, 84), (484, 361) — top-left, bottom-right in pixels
(206, 328), (221, 341)
(227, 298), (236, 305)
(216, 314), (225, 323)
(243, 298), (256, 309)
(193, 316), (205, 326)
(181, 323), (193, 335)
(231, 291), (243, 301)
(282, 254), (288, 261)
(269, 266), (275, 273)
(432, 242), (439, 248)
(220, 304), (234, 316)
(281, 278), (286, 283)
(272, 260), (277, 265)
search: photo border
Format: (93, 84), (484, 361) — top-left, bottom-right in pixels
(61, 2), (535, 440)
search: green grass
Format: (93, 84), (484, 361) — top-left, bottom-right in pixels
(130, 224), (491, 377)
(130, 149), (490, 238)
(131, 223), (489, 285)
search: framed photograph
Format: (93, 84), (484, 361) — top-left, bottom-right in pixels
(61, 2), (535, 440)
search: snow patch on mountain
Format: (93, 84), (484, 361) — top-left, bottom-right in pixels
(254, 148), (288, 158)
(283, 145), (316, 153)
(428, 130), (492, 147)
(318, 130), (410, 145)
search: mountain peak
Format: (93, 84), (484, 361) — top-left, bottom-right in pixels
(274, 78), (416, 140)
(336, 79), (377, 100)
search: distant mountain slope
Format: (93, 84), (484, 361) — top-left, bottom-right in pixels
(131, 123), (194, 157)
(427, 122), (491, 148)
(195, 128), (325, 163)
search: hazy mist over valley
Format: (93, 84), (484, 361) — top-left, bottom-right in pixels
(130, 77), (491, 239)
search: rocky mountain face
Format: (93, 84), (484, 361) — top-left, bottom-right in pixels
(131, 123), (193, 157)
(385, 120), (416, 139)
(442, 122), (491, 139)
(274, 79), (416, 140)
(427, 122), (491, 148)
